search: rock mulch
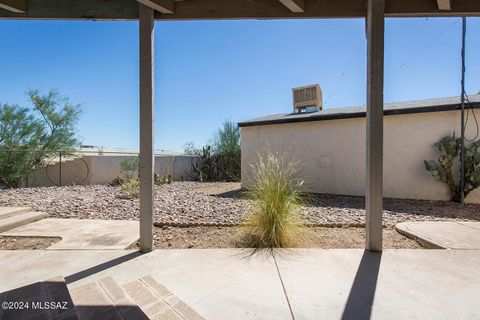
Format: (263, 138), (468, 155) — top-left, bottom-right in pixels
(0, 182), (479, 227)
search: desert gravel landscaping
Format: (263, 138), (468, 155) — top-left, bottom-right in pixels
(0, 182), (479, 227)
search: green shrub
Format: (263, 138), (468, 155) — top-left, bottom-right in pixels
(120, 157), (139, 181)
(425, 135), (480, 202)
(183, 141), (202, 156)
(154, 174), (172, 185)
(464, 140), (480, 196)
(119, 179), (139, 199)
(187, 120), (241, 182)
(243, 153), (304, 248)
(212, 119), (241, 181)
(0, 90), (81, 187)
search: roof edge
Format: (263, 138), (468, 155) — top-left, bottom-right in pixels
(238, 102), (480, 128)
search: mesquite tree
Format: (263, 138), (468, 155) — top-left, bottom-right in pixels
(425, 135), (480, 202)
(0, 90), (81, 187)
(212, 119), (241, 181)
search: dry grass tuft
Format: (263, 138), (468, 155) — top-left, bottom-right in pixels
(243, 153), (305, 248)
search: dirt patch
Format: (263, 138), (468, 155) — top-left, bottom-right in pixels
(297, 227), (423, 249)
(0, 236), (61, 250)
(137, 226), (423, 249)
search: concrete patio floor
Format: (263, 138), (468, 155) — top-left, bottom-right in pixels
(0, 218), (139, 249)
(0, 248), (479, 320)
(396, 221), (480, 249)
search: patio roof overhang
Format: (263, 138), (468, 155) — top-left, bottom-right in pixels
(0, 0), (479, 20)
(1, 0), (478, 253)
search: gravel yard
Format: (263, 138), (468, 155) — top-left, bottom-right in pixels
(0, 182), (479, 227)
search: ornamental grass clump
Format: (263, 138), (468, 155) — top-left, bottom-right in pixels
(244, 153), (305, 248)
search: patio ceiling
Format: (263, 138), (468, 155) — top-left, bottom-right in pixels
(0, 0), (480, 20)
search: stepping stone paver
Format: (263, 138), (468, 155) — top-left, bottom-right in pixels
(70, 277), (149, 320)
(124, 276), (205, 320)
(97, 277), (149, 320)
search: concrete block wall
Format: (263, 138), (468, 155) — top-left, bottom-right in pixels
(25, 155), (199, 187)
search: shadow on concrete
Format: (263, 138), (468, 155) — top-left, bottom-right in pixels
(0, 280), (77, 320)
(75, 305), (149, 320)
(341, 250), (382, 320)
(65, 251), (143, 284)
(230, 247), (278, 260)
(226, 246), (309, 266)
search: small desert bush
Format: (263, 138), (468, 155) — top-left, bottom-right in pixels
(110, 176), (124, 187)
(154, 174), (172, 185)
(120, 179), (140, 199)
(120, 157), (139, 181)
(243, 153), (304, 248)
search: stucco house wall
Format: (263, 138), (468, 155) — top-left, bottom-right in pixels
(241, 109), (480, 204)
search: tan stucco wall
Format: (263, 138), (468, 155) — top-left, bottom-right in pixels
(241, 110), (480, 204)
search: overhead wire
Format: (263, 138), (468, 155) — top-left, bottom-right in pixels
(399, 18), (461, 70)
(326, 41), (363, 105)
(383, 18), (461, 85)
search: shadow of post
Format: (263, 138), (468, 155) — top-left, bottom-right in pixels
(65, 251), (143, 284)
(341, 250), (382, 320)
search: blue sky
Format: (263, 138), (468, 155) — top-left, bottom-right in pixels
(0, 17), (479, 152)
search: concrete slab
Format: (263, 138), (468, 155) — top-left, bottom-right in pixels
(0, 249), (479, 319)
(0, 211), (48, 232)
(396, 221), (480, 249)
(75, 249), (291, 320)
(0, 218), (139, 250)
(275, 249), (480, 320)
(0, 250), (140, 292)
(0, 207), (32, 219)
(0, 250), (292, 320)
(457, 221), (480, 231)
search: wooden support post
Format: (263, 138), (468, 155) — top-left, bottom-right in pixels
(139, 3), (154, 253)
(365, 0), (384, 252)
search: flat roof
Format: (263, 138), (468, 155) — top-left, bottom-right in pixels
(238, 95), (480, 127)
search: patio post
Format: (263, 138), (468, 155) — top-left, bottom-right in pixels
(139, 3), (154, 253)
(365, 0), (385, 252)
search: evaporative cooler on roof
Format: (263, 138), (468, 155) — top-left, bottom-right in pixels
(292, 84), (322, 113)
